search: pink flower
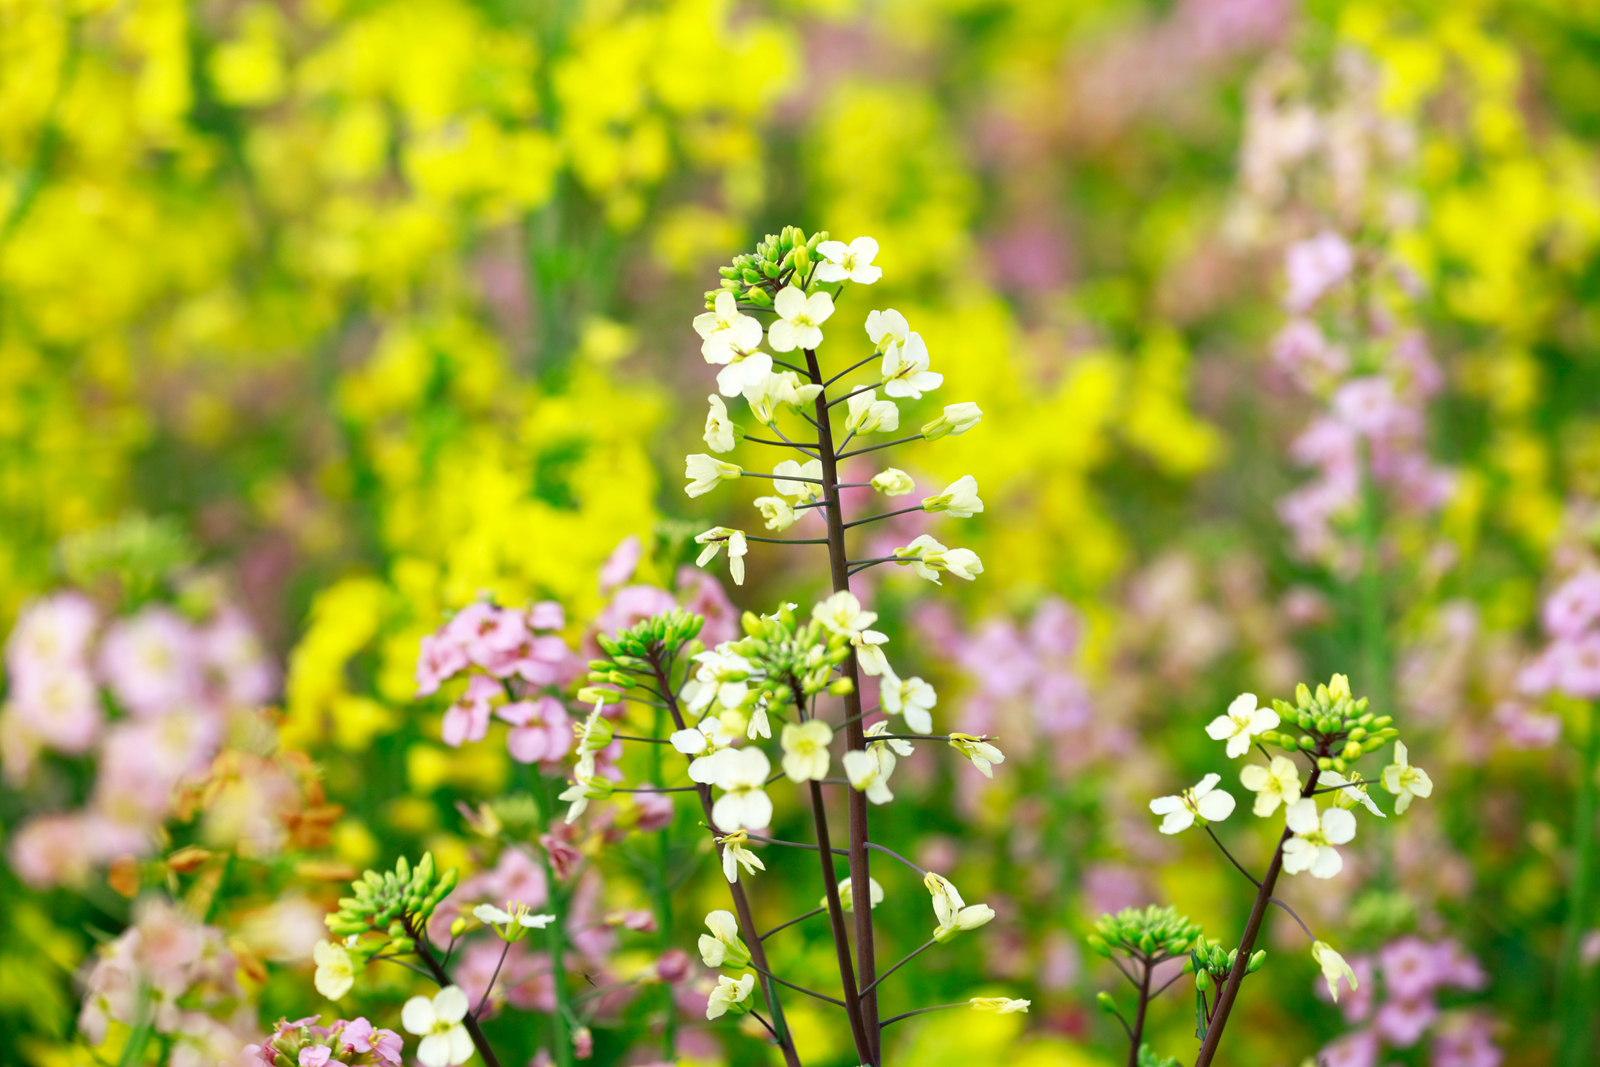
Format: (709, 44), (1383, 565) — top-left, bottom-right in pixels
(1374, 997), (1438, 1047)
(502, 697), (571, 765)
(572, 1027), (593, 1060)
(675, 567), (739, 648)
(654, 948), (692, 983)
(1381, 936), (1443, 1002)
(1317, 1029), (1378, 1067)
(1543, 571), (1600, 639)
(415, 632), (469, 697)
(631, 789), (675, 832)
(1284, 231), (1354, 311)
(441, 675), (501, 747)
(1557, 633), (1600, 699)
(460, 847), (548, 911)
(539, 831), (583, 881)
(528, 601), (565, 631)
(1493, 701), (1561, 749)
(598, 536), (643, 593)
(298, 1046), (331, 1067)
(1028, 598), (1082, 659)
(1516, 643), (1563, 696)
(1332, 377), (1410, 438)
(1433, 940), (1487, 991)
(5, 592), (98, 682)
(9, 812), (97, 888)
(592, 586), (677, 642)
(460, 606), (529, 670)
(97, 608), (204, 717)
(6, 666), (104, 753)
(1430, 1014), (1502, 1067)
(201, 608), (278, 706)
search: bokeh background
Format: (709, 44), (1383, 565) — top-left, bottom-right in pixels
(3, 0), (1599, 1065)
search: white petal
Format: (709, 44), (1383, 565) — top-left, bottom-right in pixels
(1205, 715), (1236, 741)
(1194, 772), (1222, 796)
(1149, 794), (1183, 814)
(1310, 845), (1344, 879)
(1285, 797), (1319, 834)
(402, 996), (436, 1035)
(1225, 733), (1251, 759)
(773, 286), (806, 320)
(1197, 788), (1236, 822)
(817, 240), (848, 262)
(1281, 838), (1313, 874)
(448, 1026), (476, 1064)
(850, 236), (879, 260)
(1159, 809), (1195, 834)
(1321, 806), (1357, 845)
(1248, 707), (1280, 732)
(1227, 692), (1258, 717)
(433, 986), (470, 1024)
(417, 1035), (451, 1067)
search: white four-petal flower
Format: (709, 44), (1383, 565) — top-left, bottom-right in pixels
(402, 987), (475, 1067)
(815, 236), (883, 284)
(1205, 693), (1280, 758)
(767, 287), (835, 352)
(1381, 741), (1433, 814)
(1150, 773), (1236, 834)
(693, 291), (763, 365)
(1282, 798), (1356, 878)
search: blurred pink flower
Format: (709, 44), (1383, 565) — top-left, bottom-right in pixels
(1374, 996), (1438, 1047)
(593, 586), (677, 641)
(1492, 700), (1561, 749)
(1317, 1029), (1378, 1067)
(5, 592), (98, 681)
(1557, 634), (1600, 698)
(98, 607), (204, 717)
(461, 847), (549, 912)
(676, 567), (739, 648)
(1381, 936), (1442, 1002)
(7, 666), (103, 753)
(416, 632), (469, 697)
(1543, 571), (1600, 639)
(502, 697), (571, 766)
(1430, 1014), (1502, 1067)
(200, 608), (278, 706)
(1284, 231), (1353, 311)
(9, 812), (99, 888)
(598, 536), (643, 593)
(631, 789), (675, 832)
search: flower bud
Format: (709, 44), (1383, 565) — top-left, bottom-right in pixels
(1348, 727), (1367, 742)
(1372, 715), (1392, 728)
(1247, 949), (1266, 973)
(1298, 735), (1316, 750)
(1342, 741), (1362, 761)
(828, 678), (854, 696)
(1195, 969), (1211, 992)
(1096, 991), (1118, 1015)
(450, 917), (468, 938)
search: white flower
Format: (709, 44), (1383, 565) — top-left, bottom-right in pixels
(684, 454), (742, 498)
(815, 236), (882, 284)
(697, 909), (751, 968)
(866, 719), (913, 756)
(473, 901), (556, 940)
(1320, 769), (1386, 818)
(753, 495), (797, 531)
(705, 973), (755, 1020)
(970, 998), (1030, 1014)
(812, 591), (877, 640)
(671, 727), (710, 755)
(893, 534), (983, 583)
(865, 309), (910, 352)
(685, 649), (754, 713)
(822, 876), (885, 912)
(949, 732), (1004, 777)
(1205, 693), (1281, 758)
(922, 475), (983, 518)
(402, 987), (474, 1067)
(746, 699), (771, 740)
(845, 389), (900, 436)
(1149, 773), (1236, 834)
(921, 402), (983, 441)
(694, 527), (748, 586)
(1239, 756), (1301, 817)
(882, 675), (936, 735)
(716, 351), (775, 399)
(558, 776), (613, 824)
(1282, 798), (1356, 878)
(705, 746), (773, 831)
(1312, 941), (1359, 1003)
(871, 468), (915, 496)
(743, 370), (822, 423)
(772, 458), (824, 503)
(925, 872), (995, 943)
(780, 720), (833, 782)
(767, 286), (835, 352)
(843, 746), (895, 804)
(880, 333), (943, 399)
(704, 395), (737, 453)
(313, 940), (355, 1001)
(1381, 741), (1433, 814)
(693, 291), (764, 365)
(715, 830), (766, 884)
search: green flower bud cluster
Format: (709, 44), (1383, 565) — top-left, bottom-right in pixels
(734, 604), (853, 707)
(325, 853), (458, 938)
(1256, 674), (1400, 774)
(1186, 937), (1266, 990)
(587, 609), (706, 701)
(1088, 905), (1203, 962)
(705, 227), (829, 309)
(1137, 1044), (1180, 1067)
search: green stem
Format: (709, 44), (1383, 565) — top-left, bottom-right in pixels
(1557, 701), (1600, 1066)
(1356, 440), (1388, 712)
(531, 773), (575, 1067)
(649, 704), (677, 1060)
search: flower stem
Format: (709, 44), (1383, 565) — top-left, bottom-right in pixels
(806, 346), (881, 1062)
(1192, 766), (1323, 1067)
(1126, 958), (1151, 1067)
(405, 917), (504, 1067)
(530, 775), (575, 1067)
(649, 704), (677, 1061)
(806, 778), (875, 1061)
(1557, 700), (1600, 1067)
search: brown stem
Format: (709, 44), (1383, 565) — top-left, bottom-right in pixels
(1126, 958), (1151, 1067)
(648, 651), (803, 1067)
(1193, 765), (1323, 1066)
(406, 917), (503, 1067)
(807, 779), (875, 1061)
(804, 346), (881, 1061)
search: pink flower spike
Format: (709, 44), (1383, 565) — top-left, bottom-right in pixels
(416, 632), (469, 697)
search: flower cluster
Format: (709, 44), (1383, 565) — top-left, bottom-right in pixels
(1518, 569), (1600, 700)
(245, 1014), (404, 1067)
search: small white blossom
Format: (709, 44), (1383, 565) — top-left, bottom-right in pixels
(693, 291), (763, 365)
(866, 719), (913, 756)
(921, 402), (983, 441)
(705, 746), (773, 831)
(922, 475), (983, 518)
(402, 987), (475, 1067)
(893, 534), (983, 583)
(684, 454), (742, 498)
(1205, 693), (1281, 758)
(698, 910), (751, 968)
(753, 495), (798, 531)
(1239, 755), (1301, 817)
(715, 830), (766, 884)
(816, 236), (882, 284)
(473, 901), (555, 941)
(780, 720), (833, 782)
(949, 732), (1004, 777)
(845, 388), (900, 436)
(822, 876), (885, 912)
(772, 458), (824, 503)
(925, 872), (995, 943)
(694, 527), (748, 585)
(1282, 798), (1356, 878)
(812, 591), (878, 640)
(865, 308), (910, 352)
(685, 649), (754, 713)
(767, 286), (835, 352)
(970, 998), (1030, 1014)
(716, 351), (775, 399)
(743, 370), (822, 423)
(843, 746), (895, 804)
(1381, 741), (1433, 814)
(1149, 773), (1236, 834)
(704, 395), (737, 453)
(1320, 769), (1386, 818)
(1312, 941), (1359, 1003)
(882, 674), (936, 735)
(705, 973), (755, 1020)
(871, 468), (915, 496)
(313, 940), (355, 1001)
(558, 775), (613, 823)
(880, 333), (943, 399)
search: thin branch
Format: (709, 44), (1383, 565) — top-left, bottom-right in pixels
(612, 734), (673, 744)
(771, 360), (807, 374)
(1204, 826), (1262, 888)
(865, 841), (927, 875)
(879, 1003), (969, 1030)
(743, 960), (848, 1008)
(824, 355), (881, 388)
(847, 558), (897, 578)
(859, 938), (936, 997)
(827, 384), (879, 409)
(749, 1010), (781, 1042)
(1152, 970), (1188, 999)
(871, 733), (995, 742)
(614, 785), (701, 793)
(745, 536), (829, 545)
(769, 424), (821, 458)
(1108, 954), (1143, 991)
(742, 471), (828, 485)
(474, 940), (513, 1019)
(838, 434), (925, 460)
(745, 435), (821, 451)
(842, 505), (924, 530)
(368, 954), (435, 981)
(745, 832), (847, 856)
(761, 907), (826, 941)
